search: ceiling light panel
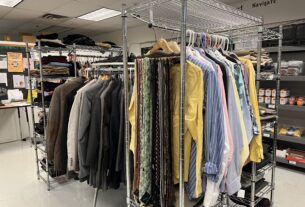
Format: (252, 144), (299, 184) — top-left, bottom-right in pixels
(78, 8), (120, 22)
(0, 0), (22, 7)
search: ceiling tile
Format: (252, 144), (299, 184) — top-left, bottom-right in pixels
(0, 19), (24, 29)
(74, 0), (108, 7)
(51, 1), (100, 18)
(58, 18), (94, 28)
(16, 0), (73, 12)
(17, 20), (54, 34)
(4, 8), (44, 20)
(80, 16), (121, 32)
(0, 6), (12, 18)
(108, 0), (140, 10)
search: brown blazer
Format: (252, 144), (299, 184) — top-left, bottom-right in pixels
(47, 78), (85, 171)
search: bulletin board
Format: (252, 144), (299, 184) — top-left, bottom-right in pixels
(0, 45), (29, 101)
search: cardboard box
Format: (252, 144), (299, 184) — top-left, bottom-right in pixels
(20, 34), (36, 44)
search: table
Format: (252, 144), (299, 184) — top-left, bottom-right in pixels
(0, 101), (31, 142)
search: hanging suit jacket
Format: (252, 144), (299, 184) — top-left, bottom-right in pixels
(47, 77), (85, 171)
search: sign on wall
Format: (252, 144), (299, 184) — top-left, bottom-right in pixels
(7, 52), (24, 73)
(233, 0), (305, 24)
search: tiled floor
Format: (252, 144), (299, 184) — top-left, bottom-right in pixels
(0, 140), (305, 207)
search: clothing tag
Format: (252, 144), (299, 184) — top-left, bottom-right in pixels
(263, 133), (270, 138)
(289, 161), (297, 165)
(237, 190), (245, 198)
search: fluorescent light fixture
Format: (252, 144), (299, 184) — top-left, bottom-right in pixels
(78, 8), (120, 22)
(0, 0), (23, 7)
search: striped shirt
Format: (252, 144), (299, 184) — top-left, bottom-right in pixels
(186, 48), (226, 183)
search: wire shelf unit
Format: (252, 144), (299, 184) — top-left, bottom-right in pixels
(230, 183), (273, 207)
(221, 27), (282, 44)
(122, 1), (282, 207)
(127, 0), (262, 32)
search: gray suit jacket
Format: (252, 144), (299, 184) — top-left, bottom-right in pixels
(78, 80), (105, 181)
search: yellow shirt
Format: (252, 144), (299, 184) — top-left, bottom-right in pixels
(230, 72), (250, 168)
(129, 88), (136, 154)
(170, 61), (203, 197)
(239, 57), (263, 163)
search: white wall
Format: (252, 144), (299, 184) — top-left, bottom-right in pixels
(94, 24), (175, 55)
(232, 0), (305, 24)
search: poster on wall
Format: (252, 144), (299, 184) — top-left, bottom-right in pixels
(0, 73), (8, 86)
(0, 55), (7, 69)
(7, 52), (24, 72)
(23, 58), (34, 70)
(13, 75), (25, 88)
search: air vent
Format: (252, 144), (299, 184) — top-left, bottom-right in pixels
(41, 13), (69, 20)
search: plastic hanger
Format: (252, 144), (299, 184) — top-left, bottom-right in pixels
(187, 29), (192, 47)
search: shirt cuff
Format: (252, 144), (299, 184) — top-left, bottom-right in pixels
(203, 162), (219, 181)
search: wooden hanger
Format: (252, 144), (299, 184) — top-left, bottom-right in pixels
(146, 38), (174, 55)
(168, 41), (180, 53)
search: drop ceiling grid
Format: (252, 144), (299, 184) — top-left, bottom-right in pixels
(0, 0), (244, 37)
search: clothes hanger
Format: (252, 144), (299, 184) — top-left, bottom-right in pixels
(226, 37), (230, 51)
(187, 29), (192, 47)
(145, 38), (173, 55)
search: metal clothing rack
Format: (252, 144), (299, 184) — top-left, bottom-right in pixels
(29, 41), (53, 191)
(91, 64), (135, 207)
(30, 41), (73, 191)
(69, 44), (123, 76)
(227, 25), (282, 207)
(121, 1), (270, 207)
(29, 41), (127, 191)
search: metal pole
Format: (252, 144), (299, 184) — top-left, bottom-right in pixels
(256, 23), (263, 91)
(271, 25), (282, 207)
(73, 43), (77, 77)
(159, 61), (164, 207)
(25, 106), (31, 145)
(122, 4), (131, 207)
(93, 189), (99, 207)
(250, 161), (257, 207)
(179, 0), (187, 207)
(17, 107), (23, 141)
(26, 43), (40, 178)
(38, 41), (50, 191)
(251, 23), (263, 207)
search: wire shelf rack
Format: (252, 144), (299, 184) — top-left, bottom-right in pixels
(221, 27), (282, 44)
(230, 183), (273, 207)
(127, 0), (262, 32)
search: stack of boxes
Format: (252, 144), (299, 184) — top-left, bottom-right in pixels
(259, 88), (277, 105)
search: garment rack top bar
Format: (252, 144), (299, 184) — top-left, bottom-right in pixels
(126, 0), (262, 33)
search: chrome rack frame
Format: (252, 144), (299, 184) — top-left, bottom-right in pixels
(30, 41), (126, 192)
(91, 63), (135, 207)
(227, 25), (282, 207)
(121, 1), (267, 207)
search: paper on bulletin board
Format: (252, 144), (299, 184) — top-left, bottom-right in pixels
(0, 73), (8, 86)
(7, 52), (24, 72)
(24, 76), (36, 89)
(13, 75), (25, 88)
(23, 58), (34, 70)
(0, 55), (7, 69)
